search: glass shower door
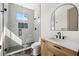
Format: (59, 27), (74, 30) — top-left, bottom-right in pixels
(3, 3), (34, 56)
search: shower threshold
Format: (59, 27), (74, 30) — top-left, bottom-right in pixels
(5, 47), (31, 56)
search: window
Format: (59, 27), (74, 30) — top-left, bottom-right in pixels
(16, 12), (29, 21)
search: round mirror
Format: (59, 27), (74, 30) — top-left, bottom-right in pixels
(51, 4), (78, 31)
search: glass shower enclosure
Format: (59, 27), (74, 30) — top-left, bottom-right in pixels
(2, 3), (34, 56)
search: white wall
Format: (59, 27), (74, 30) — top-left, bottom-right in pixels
(41, 3), (79, 44)
(41, 3), (60, 36)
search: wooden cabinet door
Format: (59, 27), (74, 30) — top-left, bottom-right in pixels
(41, 39), (46, 56)
(45, 41), (67, 56)
(41, 40), (66, 56)
(41, 39), (54, 56)
(41, 39), (78, 56)
(45, 40), (77, 56)
(45, 49), (55, 56)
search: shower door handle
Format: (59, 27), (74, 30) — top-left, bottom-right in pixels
(0, 45), (1, 49)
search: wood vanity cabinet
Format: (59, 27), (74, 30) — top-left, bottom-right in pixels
(41, 39), (78, 56)
(41, 39), (46, 56)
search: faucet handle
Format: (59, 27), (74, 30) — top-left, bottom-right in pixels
(62, 36), (64, 39)
(62, 36), (67, 40)
(56, 35), (58, 38)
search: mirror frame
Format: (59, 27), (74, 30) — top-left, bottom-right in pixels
(50, 3), (78, 31)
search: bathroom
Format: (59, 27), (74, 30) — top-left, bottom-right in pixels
(0, 3), (79, 56)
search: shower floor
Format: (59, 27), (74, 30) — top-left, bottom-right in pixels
(12, 48), (33, 56)
(5, 42), (34, 56)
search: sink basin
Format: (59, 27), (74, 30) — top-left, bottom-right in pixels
(47, 37), (66, 45)
(48, 37), (63, 41)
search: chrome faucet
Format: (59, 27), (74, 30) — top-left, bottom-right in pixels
(56, 32), (65, 39)
(56, 32), (61, 39)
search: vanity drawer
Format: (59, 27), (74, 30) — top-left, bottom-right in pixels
(46, 43), (66, 56)
(46, 40), (78, 56)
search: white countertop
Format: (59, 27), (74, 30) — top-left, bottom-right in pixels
(43, 36), (79, 52)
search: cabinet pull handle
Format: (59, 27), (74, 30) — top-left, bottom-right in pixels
(54, 45), (61, 49)
(42, 40), (45, 42)
(53, 54), (56, 56)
